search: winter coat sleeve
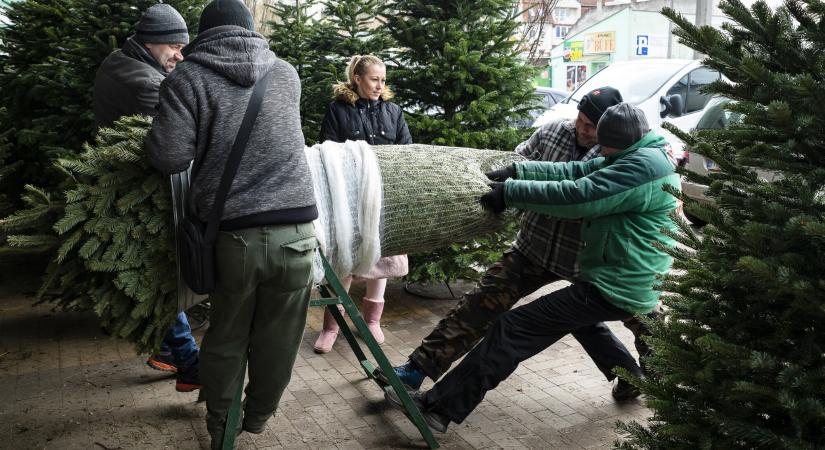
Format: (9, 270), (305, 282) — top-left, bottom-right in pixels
(320, 103), (341, 143)
(504, 156), (650, 219)
(513, 120), (567, 160)
(145, 79), (197, 175)
(513, 125), (545, 160)
(515, 158), (605, 182)
(135, 77), (162, 118)
(395, 108), (412, 144)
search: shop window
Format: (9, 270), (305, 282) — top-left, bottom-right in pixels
(566, 65), (587, 92)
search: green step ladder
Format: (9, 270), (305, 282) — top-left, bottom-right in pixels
(220, 252), (440, 450)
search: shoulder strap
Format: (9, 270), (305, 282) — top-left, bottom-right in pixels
(205, 70), (274, 241)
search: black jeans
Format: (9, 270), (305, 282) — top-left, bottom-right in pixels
(412, 249), (652, 381)
(424, 282), (642, 424)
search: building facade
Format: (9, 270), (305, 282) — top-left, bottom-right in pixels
(548, 0), (728, 92)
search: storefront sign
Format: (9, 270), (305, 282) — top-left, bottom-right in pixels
(584, 31), (616, 54)
(562, 40), (584, 62)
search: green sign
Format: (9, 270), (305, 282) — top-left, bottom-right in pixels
(562, 40), (584, 62)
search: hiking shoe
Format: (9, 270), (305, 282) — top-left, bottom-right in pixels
(146, 353), (177, 373)
(384, 388), (449, 433)
(242, 417), (268, 434)
(612, 378), (642, 402)
(393, 360), (426, 390)
(176, 365), (201, 392)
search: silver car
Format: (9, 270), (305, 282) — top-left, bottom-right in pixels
(682, 97), (776, 206)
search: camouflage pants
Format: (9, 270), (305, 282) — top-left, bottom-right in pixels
(410, 248), (654, 381)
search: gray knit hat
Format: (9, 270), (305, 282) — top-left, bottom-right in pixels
(597, 103), (650, 150)
(135, 4), (190, 45)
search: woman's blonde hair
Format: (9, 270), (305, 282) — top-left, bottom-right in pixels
(333, 54), (394, 100)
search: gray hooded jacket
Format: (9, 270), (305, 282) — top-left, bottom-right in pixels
(146, 26), (317, 228)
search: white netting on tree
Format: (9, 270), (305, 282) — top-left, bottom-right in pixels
(302, 141), (524, 282)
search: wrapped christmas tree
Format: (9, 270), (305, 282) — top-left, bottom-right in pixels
(3, 116), (522, 352)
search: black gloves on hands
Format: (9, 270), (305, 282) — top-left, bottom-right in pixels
(480, 182), (507, 214)
(484, 164), (516, 182)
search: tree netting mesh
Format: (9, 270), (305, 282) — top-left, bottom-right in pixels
(375, 144), (523, 255)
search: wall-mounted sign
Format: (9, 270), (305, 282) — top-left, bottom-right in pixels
(562, 40), (584, 62)
(634, 33), (668, 58)
(584, 31), (616, 54)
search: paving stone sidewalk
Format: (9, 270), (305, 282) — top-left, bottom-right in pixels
(0, 262), (649, 449)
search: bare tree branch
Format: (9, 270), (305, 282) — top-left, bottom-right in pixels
(516, 0), (560, 62)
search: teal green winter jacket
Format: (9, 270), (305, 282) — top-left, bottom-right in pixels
(505, 132), (679, 314)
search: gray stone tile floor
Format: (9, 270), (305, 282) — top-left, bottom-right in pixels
(0, 262), (649, 449)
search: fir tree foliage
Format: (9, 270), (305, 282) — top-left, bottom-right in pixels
(1, 116), (177, 352)
(386, 0), (536, 283)
(386, 0), (538, 151)
(0, 0), (203, 205)
(267, 0), (333, 145)
(617, 1), (825, 448)
(267, 0), (393, 145)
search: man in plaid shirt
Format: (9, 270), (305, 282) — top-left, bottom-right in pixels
(388, 87), (651, 400)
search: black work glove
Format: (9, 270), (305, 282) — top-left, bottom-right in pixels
(484, 164), (516, 182)
(479, 182), (507, 214)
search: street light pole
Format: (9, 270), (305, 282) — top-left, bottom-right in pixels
(694, 0), (714, 59)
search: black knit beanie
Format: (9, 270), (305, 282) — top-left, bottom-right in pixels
(198, 0), (255, 34)
(577, 86), (623, 126)
(597, 103), (650, 150)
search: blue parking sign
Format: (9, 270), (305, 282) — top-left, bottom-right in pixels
(636, 35), (649, 56)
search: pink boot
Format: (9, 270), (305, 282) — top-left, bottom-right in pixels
(361, 297), (385, 344)
(313, 306), (343, 354)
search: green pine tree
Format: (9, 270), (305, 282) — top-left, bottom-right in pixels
(1, 116), (178, 352)
(267, 0), (393, 145)
(0, 0), (203, 206)
(386, 0), (537, 283)
(617, 1), (825, 448)
(0, 108), (17, 216)
(267, 0), (332, 145)
(387, 0), (537, 150)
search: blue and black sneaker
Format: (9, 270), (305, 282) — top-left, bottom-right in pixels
(393, 360), (425, 390)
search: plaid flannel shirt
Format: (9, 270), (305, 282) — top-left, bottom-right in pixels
(511, 119), (602, 280)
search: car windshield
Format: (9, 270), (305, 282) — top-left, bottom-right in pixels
(569, 61), (690, 104)
(696, 98), (743, 130)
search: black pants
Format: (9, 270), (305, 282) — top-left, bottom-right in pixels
(424, 282), (642, 424)
(411, 249), (653, 381)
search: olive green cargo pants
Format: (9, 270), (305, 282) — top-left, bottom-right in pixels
(201, 223), (317, 445)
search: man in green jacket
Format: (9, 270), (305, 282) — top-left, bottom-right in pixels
(386, 103), (680, 432)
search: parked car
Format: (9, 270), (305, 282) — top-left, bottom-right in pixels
(513, 86), (568, 128)
(533, 59), (723, 162)
(681, 96), (739, 205)
(681, 96), (776, 206)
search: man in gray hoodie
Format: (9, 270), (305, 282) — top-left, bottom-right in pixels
(145, 0), (319, 446)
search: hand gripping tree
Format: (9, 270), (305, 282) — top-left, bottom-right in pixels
(617, 1), (825, 448)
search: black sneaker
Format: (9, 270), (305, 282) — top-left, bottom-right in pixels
(176, 365), (201, 392)
(612, 378), (642, 402)
(375, 360), (426, 390)
(384, 388), (449, 433)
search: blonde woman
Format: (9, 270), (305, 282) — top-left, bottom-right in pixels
(315, 55), (411, 353)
